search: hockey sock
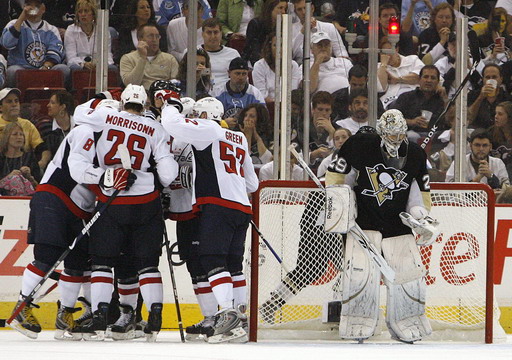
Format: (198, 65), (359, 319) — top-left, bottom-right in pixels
(139, 268), (163, 309)
(117, 276), (139, 309)
(91, 266), (114, 312)
(59, 269), (87, 308)
(81, 271), (91, 303)
(195, 279), (218, 317)
(20, 262), (48, 299)
(208, 270), (233, 309)
(231, 272), (247, 308)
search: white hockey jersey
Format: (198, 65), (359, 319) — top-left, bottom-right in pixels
(168, 139), (195, 220)
(161, 106), (259, 214)
(73, 101), (178, 204)
(39, 125), (97, 219)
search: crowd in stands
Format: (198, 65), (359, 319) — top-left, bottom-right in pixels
(1, 0), (512, 200)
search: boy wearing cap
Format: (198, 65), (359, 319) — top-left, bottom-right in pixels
(0, 0), (70, 87)
(305, 31), (353, 94)
(0, 88), (51, 170)
(211, 57), (265, 129)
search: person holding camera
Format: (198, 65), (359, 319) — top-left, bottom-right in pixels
(174, 48), (213, 99)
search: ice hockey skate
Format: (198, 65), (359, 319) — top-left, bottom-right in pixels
(185, 316), (215, 341)
(144, 303), (163, 342)
(110, 304), (137, 341)
(74, 297), (92, 327)
(54, 301), (82, 341)
(77, 302), (109, 341)
(205, 308), (246, 344)
(8, 299), (41, 339)
(229, 304), (249, 343)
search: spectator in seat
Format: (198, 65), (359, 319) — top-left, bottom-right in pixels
(1, 0), (70, 88)
(477, 7), (512, 67)
(401, 0), (446, 38)
(252, 33), (301, 103)
(305, 31), (353, 94)
(40, 90), (75, 160)
(375, 2), (415, 56)
(446, 130), (510, 191)
(335, 88), (369, 135)
(237, 103), (273, 165)
(200, 17), (240, 88)
(42, 0), (76, 40)
(120, 24), (179, 91)
(389, 64), (448, 143)
(166, 0), (204, 62)
(217, 0), (264, 43)
(174, 48), (213, 98)
(212, 56), (265, 129)
(331, 64), (384, 121)
(115, 0), (167, 63)
(489, 101), (512, 181)
(64, 0), (116, 72)
(290, 0), (348, 65)
(258, 141), (305, 181)
(417, 2), (455, 63)
(307, 91), (335, 170)
(153, 0), (212, 28)
(452, 0), (491, 29)
(317, 127), (351, 178)
(377, 37), (423, 109)
(243, 0), (287, 66)
(468, 63), (512, 130)
(0, 88), (51, 171)
(0, 122), (41, 195)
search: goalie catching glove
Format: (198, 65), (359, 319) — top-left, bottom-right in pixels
(399, 208), (440, 246)
(101, 168), (137, 191)
(155, 89), (183, 113)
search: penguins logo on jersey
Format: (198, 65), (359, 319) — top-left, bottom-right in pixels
(361, 163), (409, 205)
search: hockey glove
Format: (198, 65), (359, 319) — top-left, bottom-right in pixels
(155, 89), (183, 113)
(101, 168), (137, 191)
(399, 212), (440, 246)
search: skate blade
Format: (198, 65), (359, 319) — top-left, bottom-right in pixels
(207, 327), (246, 344)
(54, 329), (82, 341)
(82, 330), (105, 341)
(185, 333), (204, 342)
(8, 320), (38, 339)
(228, 333), (248, 343)
(145, 331), (158, 342)
(134, 330), (145, 339)
(111, 329), (135, 341)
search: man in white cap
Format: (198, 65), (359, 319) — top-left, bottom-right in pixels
(303, 31), (353, 94)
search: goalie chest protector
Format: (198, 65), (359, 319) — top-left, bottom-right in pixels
(329, 133), (429, 238)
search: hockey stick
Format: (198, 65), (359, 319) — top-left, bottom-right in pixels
(7, 144), (131, 326)
(288, 145), (398, 284)
(250, 220), (291, 273)
(162, 219), (185, 343)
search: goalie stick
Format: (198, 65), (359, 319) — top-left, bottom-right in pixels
(7, 144), (132, 327)
(288, 145), (399, 284)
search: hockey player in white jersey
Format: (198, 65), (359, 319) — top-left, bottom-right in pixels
(325, 109), (437, 343)
(71, 84), (178, 341)
(8, 124), (98, 340)
(160, 94), (259, 343)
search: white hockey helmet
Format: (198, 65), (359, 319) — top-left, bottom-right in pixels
(192, 97), (224, 121)
(121, 84), (147, 107)
(180, 97), (196, 117)
(376, 109), (408, 158)
(96, 99), (120, 111)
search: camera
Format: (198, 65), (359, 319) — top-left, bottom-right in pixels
(28, 8), (39, 15)
(200, 68), (211, 76)
(84, 56), (92, 62)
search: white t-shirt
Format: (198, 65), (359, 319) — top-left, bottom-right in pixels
(378, 54), (424, 109)
(166, 17), (204, 62)
(239, 4), (254, 35)
(204, 45), (240, 88)
(252, 58), (301, 100)
(301, 57), (353, 94)
(258, 162), (305, 181)
(335, 117), (368, 135)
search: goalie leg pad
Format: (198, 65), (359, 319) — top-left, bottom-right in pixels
(325, 185), (357, 234)
(382, 234), (432, 343)
(339, 230), (381, 340)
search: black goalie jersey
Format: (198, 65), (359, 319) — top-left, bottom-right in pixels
(327, 132), (431, 238)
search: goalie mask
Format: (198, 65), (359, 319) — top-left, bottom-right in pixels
(376, 109), (408, 169)
(192, 97), (224, 121)
(121, 84), (147, 108)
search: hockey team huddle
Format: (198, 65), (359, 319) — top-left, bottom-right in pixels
(7, 82), (440, 344)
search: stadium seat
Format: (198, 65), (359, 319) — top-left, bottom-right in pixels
(226, 37), (246, 55)
(71, 69), (120, 103)
(15, 69), (65, 103)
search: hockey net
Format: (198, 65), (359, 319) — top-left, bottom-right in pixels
(247, 181), (505, 343)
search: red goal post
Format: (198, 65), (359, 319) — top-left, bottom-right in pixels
(248, 181), (503, 343)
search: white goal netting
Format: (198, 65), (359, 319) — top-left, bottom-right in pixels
(247, 181), (505, 343)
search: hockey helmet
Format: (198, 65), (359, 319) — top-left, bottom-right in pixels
(376, 109), (408, 158)
(192, 97), (224, 121)
(181, 97), (196, 117)
(96, 99), (120, 111)
(121, 84), (147, 107)
(149, 80), (182, 103)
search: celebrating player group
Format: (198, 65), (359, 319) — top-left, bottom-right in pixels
(6, 82), (438, 344)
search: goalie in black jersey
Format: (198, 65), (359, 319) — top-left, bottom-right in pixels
(323, 109), (438, 343)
